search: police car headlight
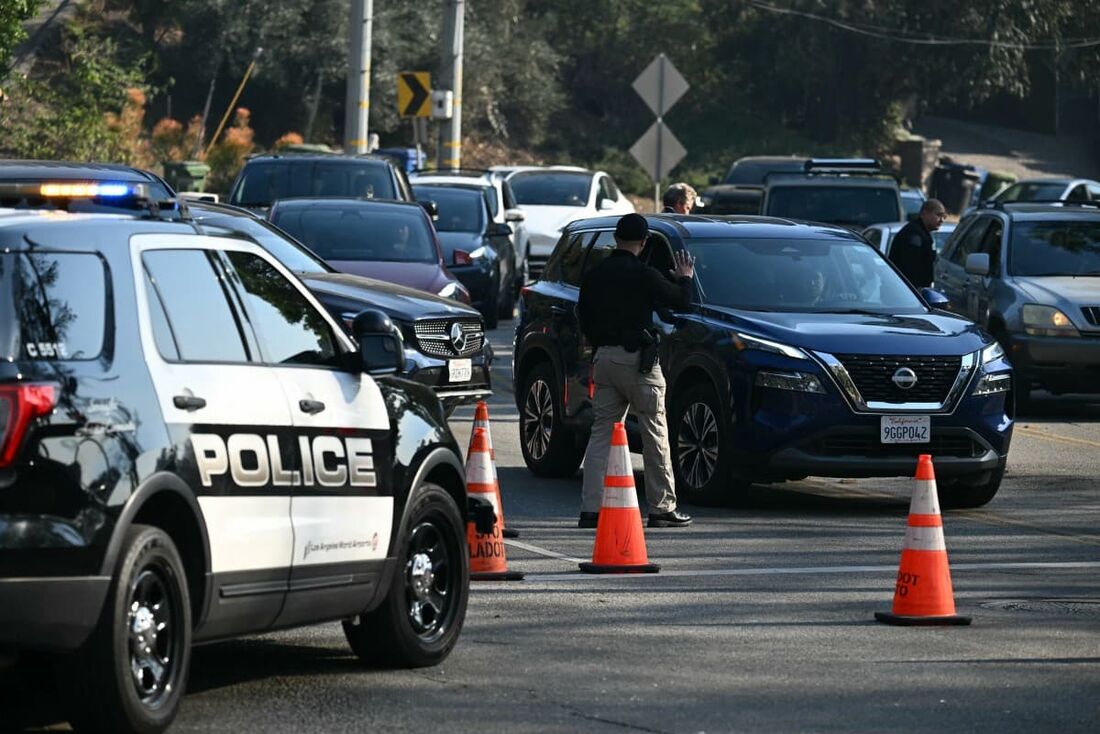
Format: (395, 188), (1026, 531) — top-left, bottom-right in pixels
(731, 331), (808, 360)
(755, 370), (825, 393)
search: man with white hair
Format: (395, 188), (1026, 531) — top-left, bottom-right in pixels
(661, 182), (700, 214)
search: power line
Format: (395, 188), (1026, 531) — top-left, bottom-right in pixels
(745, 1), (1100, 50)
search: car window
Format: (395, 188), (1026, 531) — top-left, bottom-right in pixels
(583, 230), (617, 274)
(193, 211), (329, 274)
(557, 232), (592, 286)
(948, 218), (991, 265)
(273, 206), (437, 263)
(687, 237), (923, 313)
(765, 185), (901, 227)
(225, 251), (339, 367)
(996, 182), (1066, 203)
(1088, 184), (1100, 201)
(1067, 185), (1089, 203)
(1009, 221), (1100, 276)
(640, 234), (675, 275)
(484, 184), (500, 218)
(230, 162), (395, 207)
(509, 171), (593, 207)
(605, 176), (621, 200)
(143, 250), (249, 363)
(596, 176), (613, 206)
(144, 269), (178, 361)
(863, 229), (882, 248)
(411, 187), (485, 233)
(11, 252), (106, 360)
(978, 219), (1004, 272)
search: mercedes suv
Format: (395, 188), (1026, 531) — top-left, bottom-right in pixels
(514, 214), (1014, 509)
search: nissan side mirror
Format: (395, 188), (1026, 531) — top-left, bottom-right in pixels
(352, 309), (404, 375)
(920, 288), (951, 309)
(964, 252), (991, 276)
(504, 208), (526, 222)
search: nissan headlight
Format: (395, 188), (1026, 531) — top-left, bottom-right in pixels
(755, 370), (825, 394)
(980, 341), (1005, 365)
(1022, 304), (1079, 337)
(731, 331), (808, 360)
(972, 341), (1011, 395)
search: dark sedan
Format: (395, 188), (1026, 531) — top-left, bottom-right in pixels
(268, 197), (468, 303)
(412, 183), (517, 328)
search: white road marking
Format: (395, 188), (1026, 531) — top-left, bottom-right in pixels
(505, 539), (585, 564)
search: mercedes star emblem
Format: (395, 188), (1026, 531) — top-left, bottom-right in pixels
(449, 322), (468, 353)
(891, 367), (918, 390)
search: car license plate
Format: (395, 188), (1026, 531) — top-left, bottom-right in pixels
(880, 415), (930, 444)
(448, 359), (472, 383)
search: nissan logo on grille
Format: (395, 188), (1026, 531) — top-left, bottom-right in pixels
(449, 322), (468, 353)
(891, 367), (918, 390)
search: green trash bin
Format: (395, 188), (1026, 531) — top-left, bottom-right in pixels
(162, 161), (211, 193)
(980, 170), (1017, 202)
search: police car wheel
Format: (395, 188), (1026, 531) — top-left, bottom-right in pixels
(519, 362), (584, 477)
(343, 483), (468, 668)
(670, 382), (743, 506)
(58, 525), (191, 734)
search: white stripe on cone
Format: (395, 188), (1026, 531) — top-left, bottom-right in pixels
(466, 449), (494, 488)
(909, 479), (941, 516)
(473, 416), (498, 479)
(606, 441), (632, 480)
(601, 486), (639, 509)
(903, 526), (948, 552)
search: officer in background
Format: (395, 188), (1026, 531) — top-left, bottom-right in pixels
(889, 198), (946, 288)
(576, 213), (695, 528)
(662, 182), (700, 213)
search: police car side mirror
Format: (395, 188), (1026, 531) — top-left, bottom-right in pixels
(964, 252), (990, 276)
(920, 288), (950, 309)
(351, 309), (405, 375)
(504, 208), (525, 223)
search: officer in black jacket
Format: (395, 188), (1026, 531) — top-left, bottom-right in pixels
(888, 198), (946, 288)
(576, 213), (695, 529)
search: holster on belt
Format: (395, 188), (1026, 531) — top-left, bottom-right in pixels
(638, 329), (660, 374)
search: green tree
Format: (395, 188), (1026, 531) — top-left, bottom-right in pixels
(0, 0), (42, 80)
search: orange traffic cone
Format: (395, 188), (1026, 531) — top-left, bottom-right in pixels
(472, 401), (518, 539)
(466, 427), (524, 581)
(876, 454), (970, 626)
(579, 422), (660, 574)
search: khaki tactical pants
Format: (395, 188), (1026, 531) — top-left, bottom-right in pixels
(581, 345), (678, 515)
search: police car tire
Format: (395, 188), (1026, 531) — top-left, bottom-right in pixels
(59, 525), (191, 734)
(343, 483), (468, 668)
(519, 362), (584, 477)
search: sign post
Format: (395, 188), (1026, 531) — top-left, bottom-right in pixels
(629, 53), (689, 211)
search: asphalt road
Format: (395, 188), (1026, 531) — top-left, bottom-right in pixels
(4, 320), (1099, 732)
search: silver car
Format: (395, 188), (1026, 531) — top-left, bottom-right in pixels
(933, 202), (1100, 407)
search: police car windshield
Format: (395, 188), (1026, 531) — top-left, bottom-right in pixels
(230, 162), (396, 207)
(193, 211), (330, 274)
(687, 238), (924, 313)
(509, 171), (592, 207)
(272, 205), (437, 263)
(1009, 221), (1100, 276)
(767, 185), (901, 228)
(412, 186), (485, 232)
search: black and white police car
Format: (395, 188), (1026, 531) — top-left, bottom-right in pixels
(0, 201), (475, 732)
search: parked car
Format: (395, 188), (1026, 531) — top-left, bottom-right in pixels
(227, 153), (414, 214)
(862, 221), (957, 255)
(514, 214), (1013, 509)
(762, 158), (904, 231)
(698, 156), (808, 215)
(189, 201), (492, 411)
(411, 182), (518, 327)
(933, 201), (1100, 408)
(494, 165), (634, 278)
(984, 178), (1100, 207)
(901, 188), (926, 221)
(268, 197), (467, 302)
(0, 208), (472, 733)
(410, 168), (531, 287)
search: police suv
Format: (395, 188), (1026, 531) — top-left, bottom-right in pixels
(0, 193), (473, 732)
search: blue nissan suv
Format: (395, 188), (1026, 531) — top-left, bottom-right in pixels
(513, 214), (1014, 508)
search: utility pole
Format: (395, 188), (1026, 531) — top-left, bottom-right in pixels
(344, 0), (374, 154)
(437, 0), (464, 170)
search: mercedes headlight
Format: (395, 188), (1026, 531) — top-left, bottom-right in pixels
(731, 331), (808, 360)
(1022, 304), (1079, 337)
(438, 282), (461, 299)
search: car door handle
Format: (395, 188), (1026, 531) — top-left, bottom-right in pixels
(298, 399), (326, 415)
(172, 395), (206, 411)
(550, 304), (569, 314)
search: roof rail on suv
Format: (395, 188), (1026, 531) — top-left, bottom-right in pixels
(761, 158), (900, 185)
(979, 199), (1100, 210)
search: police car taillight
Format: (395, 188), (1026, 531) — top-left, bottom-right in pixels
(0, 384), (58, 468)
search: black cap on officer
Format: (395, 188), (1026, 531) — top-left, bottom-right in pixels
(615, 213), (649, 242)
